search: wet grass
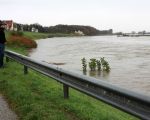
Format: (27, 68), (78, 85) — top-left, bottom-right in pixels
(23, 32), (75, 40)
(23, 32), (49, 40)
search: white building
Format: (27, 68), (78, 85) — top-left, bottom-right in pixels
(74, 30), (84, 36)
(31, 27), (39, 32)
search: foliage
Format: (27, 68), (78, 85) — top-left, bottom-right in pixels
(101, 57), (110, 72)
(89, 58), (97, 71)
(7, 36), (37, 48)
(16, 23), (113, 36)
(6, 31), (50, 49)
(82, 57), (110, 72)
(96, 60), (101, 71)
(81, 58), (87, 72)
(46, 25), (113, 36)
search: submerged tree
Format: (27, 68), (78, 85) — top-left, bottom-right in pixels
(100, 57), (110, 72)
(89, 58), (97, 71)
(81, 58), (87, 72)
(96, 60), (101, 71)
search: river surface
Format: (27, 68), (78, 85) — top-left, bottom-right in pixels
(29, 36), (150, 96)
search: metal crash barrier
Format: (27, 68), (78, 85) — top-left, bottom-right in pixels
(5, 50), (150, 120)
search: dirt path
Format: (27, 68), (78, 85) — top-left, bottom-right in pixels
(0, 95), (17, 120)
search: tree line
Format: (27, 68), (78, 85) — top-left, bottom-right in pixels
(16, 23), (113, 36)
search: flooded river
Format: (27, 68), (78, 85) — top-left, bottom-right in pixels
(29, 36), (150, 96)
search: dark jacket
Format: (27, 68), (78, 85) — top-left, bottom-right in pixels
(0, 28), (6, 44)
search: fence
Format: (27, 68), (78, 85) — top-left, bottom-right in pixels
(5, 50), (150, 120)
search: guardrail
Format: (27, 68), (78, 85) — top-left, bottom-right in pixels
(5, 50), (150, 120)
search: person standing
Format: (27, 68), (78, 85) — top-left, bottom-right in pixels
(0, 21), (6, 68)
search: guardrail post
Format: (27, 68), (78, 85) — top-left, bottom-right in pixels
(63, 84), (69, 99)
(6, 56), (9, 62)
(24, 65), (28, 74)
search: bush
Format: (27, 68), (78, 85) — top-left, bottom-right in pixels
(89, 58), (97, 71)
(96, 60), (101, 71)
(81, 58), (87, 72)
(81, 57), (110, 72)
(7, 36), (37, 48)
(100, 57), (110, 72)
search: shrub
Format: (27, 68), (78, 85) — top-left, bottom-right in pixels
(96, 60), (101, 71)
(81, 58), (87, 72)
(89, 58), (97, 71)
(7, 36), (37, 48)
(100, 57), (110, 72)
(81, 57), (110, 72)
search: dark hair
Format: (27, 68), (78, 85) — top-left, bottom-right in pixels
(0, 20), (3, 26)
(0, 27), (4, 31)
(0, 20), (5, 26)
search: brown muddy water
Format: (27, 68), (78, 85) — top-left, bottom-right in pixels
(29, 36), (150, 96)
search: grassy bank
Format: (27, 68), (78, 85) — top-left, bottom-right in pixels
(6, 31), (74, 40)
(0, 31), (138, 120)
(5, 31), (41, 55)
(23, 31), (49, 40)
(23, 32), (75, 40)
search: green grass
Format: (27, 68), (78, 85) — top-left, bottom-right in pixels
(23, 31), (49, 40)
(6, 31), (76, 41)
(5, 30), (12, 38)
(6, 46), (28, 55)
(23, 31), (75, 40)
(5, 31), (50, 40)
(0, 60), (138, 120)
(0, 31), (139, 120)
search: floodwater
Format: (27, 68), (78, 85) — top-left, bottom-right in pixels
(29, 36), (150, 96)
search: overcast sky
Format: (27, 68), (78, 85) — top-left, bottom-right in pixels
(0, 0), (150, 32)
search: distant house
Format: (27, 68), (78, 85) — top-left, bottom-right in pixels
(74, 30), (84, 36)
(2, 20), (17, 31)
(31, 27), (38, 32)
(3, 20), (14, 30)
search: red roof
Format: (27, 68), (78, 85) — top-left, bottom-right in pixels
(3, 20), (13, 29)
